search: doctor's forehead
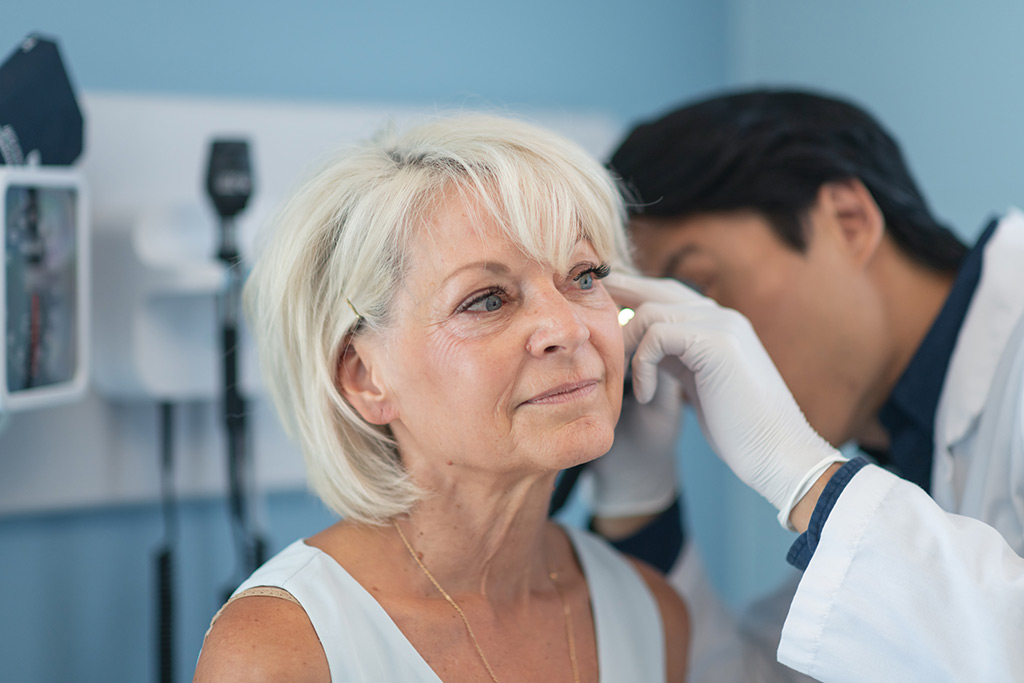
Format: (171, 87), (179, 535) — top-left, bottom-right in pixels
(628, 211), (790, 268)
(627, 216), (704, 274)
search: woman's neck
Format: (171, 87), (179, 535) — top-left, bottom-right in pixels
(393, 467), (560, 602)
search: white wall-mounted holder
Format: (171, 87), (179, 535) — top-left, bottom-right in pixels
(0, 164), (89, 412)
(91, 204), (261, 400)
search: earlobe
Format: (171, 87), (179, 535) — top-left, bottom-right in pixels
(820, 178), (884, 267)
(337, 340), (396, 426)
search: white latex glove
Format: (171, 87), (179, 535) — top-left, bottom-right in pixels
(604, 272), (846, 529)
(588, 369), (683, 517)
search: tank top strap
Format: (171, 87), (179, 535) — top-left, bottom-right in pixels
(563, 525), (666, 683)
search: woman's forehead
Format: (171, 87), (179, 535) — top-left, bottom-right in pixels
(412, 186), (595, 270)
(408, 214), (595, 280)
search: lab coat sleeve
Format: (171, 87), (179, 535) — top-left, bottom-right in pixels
(778, 464), (1024, 681)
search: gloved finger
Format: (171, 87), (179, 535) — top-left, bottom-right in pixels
(631, 368), (684, 424)
(615, 388), (682, 457)
(620, 299), (720, 354)
(629, 319), (703, 404)
(621, 301), (711, 402)
(605, 271), (708, 309)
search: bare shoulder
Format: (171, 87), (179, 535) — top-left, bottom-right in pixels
(629, 558), (690, 683)
(193, 595), (329, 683)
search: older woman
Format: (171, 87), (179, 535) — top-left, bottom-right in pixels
(194, 114), (688, 682)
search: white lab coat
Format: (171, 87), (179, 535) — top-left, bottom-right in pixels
(673, 210), (1024, 682)
(778, 210), (1024, 681)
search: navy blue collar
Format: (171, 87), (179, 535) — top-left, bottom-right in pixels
(875, 218), (998, 491)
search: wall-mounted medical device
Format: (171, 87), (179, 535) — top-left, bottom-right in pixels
(0, 34), (87, 414)
(0, 165), (89, 411)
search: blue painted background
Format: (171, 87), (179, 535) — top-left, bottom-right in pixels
(4, 0), (728, 121)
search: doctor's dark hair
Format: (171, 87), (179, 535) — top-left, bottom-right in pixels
(609, 89), (967, 271)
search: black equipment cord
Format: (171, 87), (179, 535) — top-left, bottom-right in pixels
(155, 401), (176, 683)
(219, 256), (266, 602)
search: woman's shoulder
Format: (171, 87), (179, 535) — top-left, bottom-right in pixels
(194, 526), (358, 683)
(194, 592), (329, 683)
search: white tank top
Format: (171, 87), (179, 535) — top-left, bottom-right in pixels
(231, 524), (665, 681)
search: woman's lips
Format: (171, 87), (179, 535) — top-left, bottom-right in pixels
(522, 380), (599, 405)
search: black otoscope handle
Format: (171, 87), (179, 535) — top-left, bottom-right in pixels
(206, 139), (267, 583)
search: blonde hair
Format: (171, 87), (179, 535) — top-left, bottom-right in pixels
(245, 113), (631, 524)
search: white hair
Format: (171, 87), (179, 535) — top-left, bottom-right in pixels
(244, 112), (631, 524)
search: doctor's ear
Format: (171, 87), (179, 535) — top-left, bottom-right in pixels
(817, 178), (885, 267)
(336, 339), (397, 426)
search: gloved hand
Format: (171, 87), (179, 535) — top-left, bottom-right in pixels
(604, 272), (846, 529)
(588, 368), (683, 517)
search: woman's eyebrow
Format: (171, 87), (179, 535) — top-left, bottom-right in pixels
(439, 260), (512, 286)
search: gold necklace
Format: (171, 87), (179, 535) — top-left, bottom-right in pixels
(393, 520), (580, 683)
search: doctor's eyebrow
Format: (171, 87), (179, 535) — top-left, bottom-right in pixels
(661, 244), (701, 279)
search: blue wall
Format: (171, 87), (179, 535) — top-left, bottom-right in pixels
(4, 0), (729, 122)
(1, 3), (730, 681)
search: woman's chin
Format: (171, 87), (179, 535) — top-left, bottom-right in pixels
(542, 420), (615, 470)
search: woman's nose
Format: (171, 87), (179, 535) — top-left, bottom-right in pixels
(524, 291), (590, 357)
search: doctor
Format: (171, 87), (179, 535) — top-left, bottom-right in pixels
(592, 89), (1024, 681)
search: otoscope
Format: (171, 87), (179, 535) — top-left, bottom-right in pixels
(205, 139), (267, 593)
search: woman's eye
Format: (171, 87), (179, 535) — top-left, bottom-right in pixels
(573, 263), (609, 291)
(465, 292), (504, 312)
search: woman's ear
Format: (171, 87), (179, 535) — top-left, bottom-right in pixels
(817, 178), (885, 268)
(336, 339), (396, 426)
